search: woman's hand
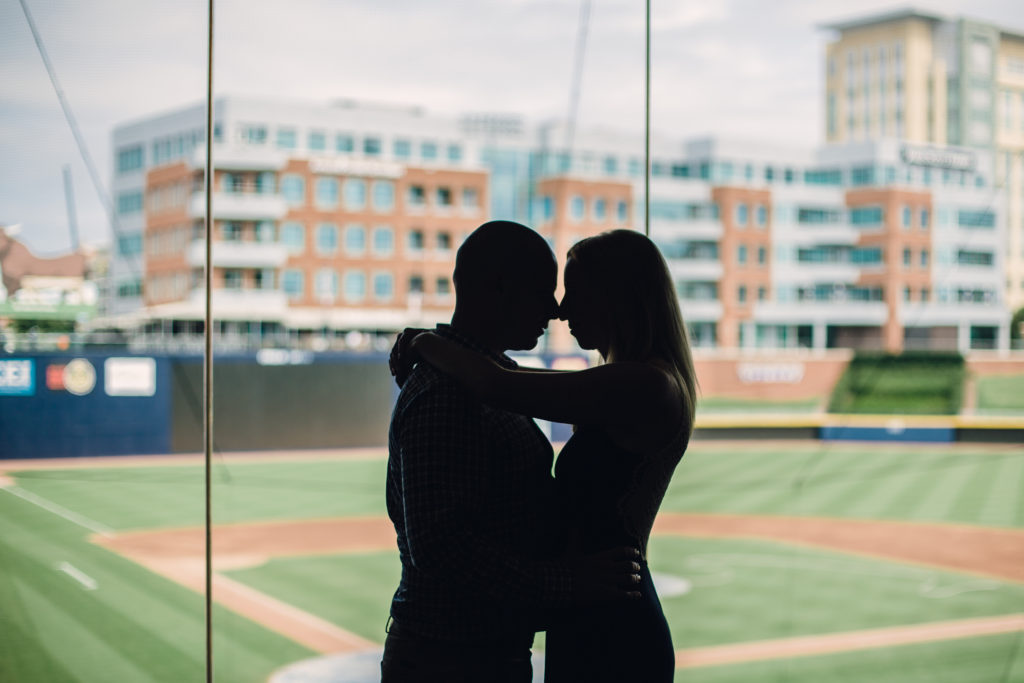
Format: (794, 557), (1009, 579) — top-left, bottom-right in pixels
(410, 332), (498, 395)
(389, 327), (429, 387)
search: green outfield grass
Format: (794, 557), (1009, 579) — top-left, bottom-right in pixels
(976, 373), (1024, 415)
(696, 397), (822, 413)
(3, 443), (1023, 682)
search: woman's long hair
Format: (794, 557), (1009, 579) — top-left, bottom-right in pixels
(568, 229), (697, 433)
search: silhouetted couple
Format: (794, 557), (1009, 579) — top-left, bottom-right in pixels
(383, 221), (696, 682)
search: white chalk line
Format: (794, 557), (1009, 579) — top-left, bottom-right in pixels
(55, 561), (98, 590)
(2, 486), (114, 538)
(674, 552), (1004, 599)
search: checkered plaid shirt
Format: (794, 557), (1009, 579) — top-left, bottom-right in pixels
(386, 325), (572, 643)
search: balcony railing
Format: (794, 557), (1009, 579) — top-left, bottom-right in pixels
(189, 191), (288, 220)
(185, 240), (289, 268)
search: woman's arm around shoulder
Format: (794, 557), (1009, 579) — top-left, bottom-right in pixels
(412, 332), (681, 430)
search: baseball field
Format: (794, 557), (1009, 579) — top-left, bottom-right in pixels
(2, 441), (1023, 682)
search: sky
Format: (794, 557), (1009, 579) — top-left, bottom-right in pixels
(1, 0), (1022, 255)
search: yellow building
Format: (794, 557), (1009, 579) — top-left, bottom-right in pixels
(823, 9), (1024, 314)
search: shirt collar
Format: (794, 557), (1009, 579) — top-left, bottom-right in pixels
(435, 324), (518, 369)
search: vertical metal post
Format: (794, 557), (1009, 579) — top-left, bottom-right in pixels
(644, 0), (651, 237)
(203, 0), (215, 680)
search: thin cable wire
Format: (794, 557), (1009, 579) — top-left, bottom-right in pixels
(203, 0), (215, 680)
(644, 0), (651, 237)
(16, 0), (139, 284)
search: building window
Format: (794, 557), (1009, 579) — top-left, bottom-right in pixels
(421, 142), (438, 160)
(316, 223), (338, 255)
(393, 139), (411, 159)
(437, 231), (452, 252)
(241, 125), (267, 145)
(920, 249), (929, 267)
(570, 196), (585, 222)
(737, 285), (747, 303)
(363, 137), (381, 157)
(117, 233), (144, 256)
(344, 179), (367, 209)
(222, 221), (243, 241)
(408, 185), (426, 207)
(409, 275), (424, 293)
(756, 205), (766, 227)
(436, 276), (452, 297)
(282, 269), (304, 300)
(594, 198), (607, 222)
(315, 177), (339, 208)
(314, 268), (338, 303)
(436, 187), (453, 207)
(116, 145), (144, 173)
(280, 222), (305, 254)
(737, 245), (748, 265)
(117, 190), (144, 215)
(408, 229), (425, 252)
(736, 203), (748, 227)
(223, 269), (243, 290)
(373, 181), (395, 211)
(277, 128), (297, 149)
(117, 279), (143, 298)
(850, 206), (883, 226)
(958, 210), (995, 228)
(902, 205), (912, 229)
(903, 286), (912, 302)
(344, 224), (366, 255)
(903, 248), (912, 267)
(343, 271), (366, 302)
(617, 201), (628, 223)
(757, 246), (766, 265)
(603, 156), (618, 175)
(447, 144), (462, 162)
(307, 130), (326, 151)
(462, 187), (479, 209)
(920, 208), (929, 230)
(336, 134), (355, 153)
(757, 286), (767, 301)
(372, 226), (394, 256)
(373, 272), (395, 301)
(281, 175), (305, 206)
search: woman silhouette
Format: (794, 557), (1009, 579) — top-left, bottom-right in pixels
(410, 229), (696, 682)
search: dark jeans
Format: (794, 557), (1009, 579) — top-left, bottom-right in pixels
(380, 619), (533, 683)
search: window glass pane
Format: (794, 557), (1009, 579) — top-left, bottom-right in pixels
(344, 179), (366, 209)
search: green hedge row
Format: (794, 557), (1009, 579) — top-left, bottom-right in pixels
(828, 352), (965, 415)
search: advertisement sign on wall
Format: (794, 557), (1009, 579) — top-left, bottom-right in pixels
(0, 359), (34, 396)
(104, 357), (157, 397)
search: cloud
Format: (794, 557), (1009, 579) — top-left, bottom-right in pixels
(2, 0), (1022, 254)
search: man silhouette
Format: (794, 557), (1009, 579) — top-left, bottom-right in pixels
(382, 221), (638, 682)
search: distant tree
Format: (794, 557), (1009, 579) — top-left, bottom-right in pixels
(11, 319), (74, 334)
(1012, 307), (1024, 343)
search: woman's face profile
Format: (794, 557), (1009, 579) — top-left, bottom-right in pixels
(559, 257), (609, 355)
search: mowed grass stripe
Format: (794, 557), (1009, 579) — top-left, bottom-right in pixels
(944, 455), (1013, 527)
(225, 551), (401, 644)
(0, 612), (81, 683)
(977, 453), (1024, 528)
(13, 459), (388, 530)
(2, 485), (313, 682)
(666, 449), (815, 514)
(13, 576), (168, 683)
(674, 631), (1022, 683)
(898, 458), (982, 523)
(832, 455), (953, 521)
(651, 536), (1024, 649)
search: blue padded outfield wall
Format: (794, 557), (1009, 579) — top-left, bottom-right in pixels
(0, 350), (578, 459)
(0, 353), (172, 459)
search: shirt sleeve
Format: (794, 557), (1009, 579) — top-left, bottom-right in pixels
(395, 380), (573, 606)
